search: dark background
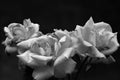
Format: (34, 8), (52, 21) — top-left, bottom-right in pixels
(0, 0), (120, 80)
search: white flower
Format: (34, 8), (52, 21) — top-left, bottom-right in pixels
(3, 19), (41, 53)
(17, 32), (77, 80)
(72, 17), (119, 62)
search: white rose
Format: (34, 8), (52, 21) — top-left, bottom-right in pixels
(72, 17), (119, 62)
(3, 19), (42, 53)
(17, 32), (77, 80)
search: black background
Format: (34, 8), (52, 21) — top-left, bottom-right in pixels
(0, 0), (120, 80)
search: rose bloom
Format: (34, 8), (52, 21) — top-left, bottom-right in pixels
(17, 31), (78, 80)
(3, 19), (42, 53)
(71, 17), (119, 63)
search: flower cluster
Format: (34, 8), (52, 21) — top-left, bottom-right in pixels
(3, 17), (119, 80)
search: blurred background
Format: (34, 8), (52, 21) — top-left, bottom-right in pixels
(0, 0), (120, 80)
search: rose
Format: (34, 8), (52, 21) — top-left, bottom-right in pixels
(4, 19), (40, 42)
(3, 19), (42, 53)
(17, 31), (77, 80)
(72, 17), (119, 63)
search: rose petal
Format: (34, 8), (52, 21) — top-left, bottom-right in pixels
(57, 36), (72, 57)
(95, 29), (114, 49)
(81, 17), (96, 46)
(46, 36), (58, 54)
(62, 47), (76, 58)
(54, 46), (76, 78)
(76, 40), (105, 58)
(75, 25), (84, 40)
(5, 46), (17, 53)
(59, 36), (66, 43)
(54, 29), (69, 39)
(17, 50), (36, 66)
(102, 33), (119, 55)
(31, 54), (53, 65)
(17, 37), (38, 49)
(24, 19), (39, 38)
(54, 58), (76, 78)
(4, 27), (14, 39)
(13, 27), (27, 42)
(23, 19), (31, 27)
(27, 24), (39, 38)
(54, 29), (72, 57)
(94, 22), (112, 32)
(32, 66), (53, 80)
(87, 46), (105, 58)
(54, 42), (61, 56)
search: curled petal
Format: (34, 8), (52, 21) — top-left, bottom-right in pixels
(76, 40), (105, 58)
(47, 35), (58, 50)
(23, 19), (31, 28)
(17, 50), (36, 66)
(5, 23), (28, 42)
(4, 27), (13, 39)
(54, 29), (69, 40)
(54, 42), (61, 56)
(54, 58), (76, 78)
(26, 24), (39, 38)
(8, 23), (26, 36)
(32, 66), (53, 80)
(17, 37), (38, 49)
(57, 36), (72, 57)
(17, 50), (53, 67)
(102, 33), (119, 55)
(31, 54), (53, 65)
(96, 29), (114, 49)
(87, 46), (105, 58)
(23, 19), (40, 38)
(75, 25), (83, 40)
(94, 22), (112, 32)
(62, 47), (76, 58)
(59, 36), (66, 43)
(23, 19), (39, 33)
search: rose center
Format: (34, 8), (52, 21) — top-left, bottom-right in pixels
(38, 42), (51, 56)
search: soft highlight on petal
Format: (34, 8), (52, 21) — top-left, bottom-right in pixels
(32, 66), (53, 80)
(54, 58), (76, 78)
(81, 17), (96, 46)
(102, 33), (119, 55)
(17, 50), (35, 66)
(5, 46), (17, 53)
(94, 22), (112, 32)
(4, 27), (13, 39)
(17, 37), (38, 49)
(31, 54), (53, 65)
